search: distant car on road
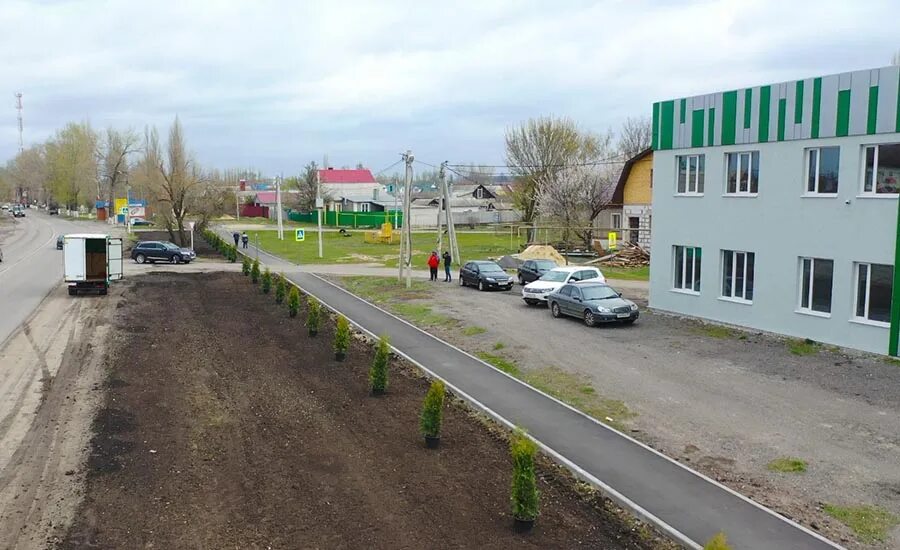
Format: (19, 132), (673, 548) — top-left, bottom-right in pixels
(12, 205), (25, 217)
(459, 260), (514, 291)
(1, 204), (9, 211)
(57, 235), (64, 250)
(521, 266), (605, 305)
(517, 259), (557, 285)
(129, 217), (153, 226)
(131, 241), (196, 264)
(48, 205), (59, 215)
(547, 282), (639, 326)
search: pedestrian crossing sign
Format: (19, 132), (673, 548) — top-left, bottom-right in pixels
(295, 228), (306, 242)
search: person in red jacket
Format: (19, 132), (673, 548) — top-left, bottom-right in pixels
(427, 251), (440, 281)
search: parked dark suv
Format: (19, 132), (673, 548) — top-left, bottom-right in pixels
(131, 241), (196, 264)
(517, 259), (557, 285)
(459, 260), (515, 291)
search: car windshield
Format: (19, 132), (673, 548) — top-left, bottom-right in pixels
(534, 260), (556, 269)
(539, 270), (570, 282)
(479, 264), (505, 273)
(581, 286), (619, 300)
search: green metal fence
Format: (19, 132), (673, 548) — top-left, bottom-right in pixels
(288, 210), (403, 228)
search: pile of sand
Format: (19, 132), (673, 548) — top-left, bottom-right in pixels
(514, 245), (566, 265)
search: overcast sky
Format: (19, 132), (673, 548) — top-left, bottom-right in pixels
(1, 0), (897, 175)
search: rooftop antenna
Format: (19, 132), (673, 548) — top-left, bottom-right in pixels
(15, 92), (24, 152)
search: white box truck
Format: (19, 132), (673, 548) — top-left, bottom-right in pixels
(63, 233), (124, 296)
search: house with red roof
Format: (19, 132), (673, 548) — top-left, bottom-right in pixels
(318, 168), (384, 212)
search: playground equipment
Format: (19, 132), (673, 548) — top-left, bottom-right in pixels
(364, 221), (395, 244)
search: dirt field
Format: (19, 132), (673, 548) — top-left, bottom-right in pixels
(328, 275), (900, 548)
(62, 272), (671, 549)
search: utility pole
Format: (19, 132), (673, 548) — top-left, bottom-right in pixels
(15, 92), (23, 153)
(316, 168), (324, 258)
(276, 173), (284, 240)
(440, 162), (460, 267)
(399, 151), (414, 287)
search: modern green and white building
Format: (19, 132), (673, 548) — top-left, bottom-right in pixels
(649, 65), (900, 356)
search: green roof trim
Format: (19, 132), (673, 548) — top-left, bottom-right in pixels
(691, 109), (705, 147)
(708, 107), (716, 147)
(811, 77), (822, 139)
(777, 98), (787, 141)
(660, 100), (674, 150)
(651, 102), (660, 149)
(721, 91), (737, 146)
(794, 80), (804, 124)
(758, 85), (771, 142)
(743, 88), (753, 129)
(868, 86), (879, 135)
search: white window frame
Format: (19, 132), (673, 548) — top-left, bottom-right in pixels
(675, 154), (705, 196)
(724, 151), (760, 196)
(852, 262), (892, 326)
(475, 187), (484, 199)
(672, 245), (701, 294)
(804, 147), (840, 196)
(860, 143), (900, 196)
(611, 213), (622, 229)
(359, 202), (370, 213)
(797, 257), (833, 316)
(720, 249), (755, 303)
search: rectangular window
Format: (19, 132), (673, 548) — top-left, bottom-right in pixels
(798, 258), (834, 314)
(805, 147), (840, 194)
(725, 151), (760, 195)
(360, 203), (370, 212)
(673, 245), (701, 292)
(721, 250), (755, 301)
(862, 143), (900, 195)
(854, 263), (893, 324)
(611, 213), (622, 229)
(676, 154), (705, 195)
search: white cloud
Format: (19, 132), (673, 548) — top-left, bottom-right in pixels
(0, 0), (897, 172)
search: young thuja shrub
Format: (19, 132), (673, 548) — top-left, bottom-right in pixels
(333, 315), (351, 360)
(703, 533), (731, 550)
(306, 297), (322, 335)
(369, 335), (390, 395)
(510, 429), (539, 528)
(261, 267), (272, 294)
(287, 287), (300, 318)
(250, 259), (260, 284)
(420, 380), (445, 446)
(242, 256), (251, 276)
(228, 246), (237, 262)
(274, 275), (286, 304)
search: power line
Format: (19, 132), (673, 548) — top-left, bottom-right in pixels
(373, 158), (404, 176)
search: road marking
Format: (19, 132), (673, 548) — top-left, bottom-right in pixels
(0, 216), (57, 279)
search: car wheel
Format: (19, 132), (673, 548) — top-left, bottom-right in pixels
(551, 302), (561, 318)
(478, 280), (485, 291)
(68, 287), (76, 296)
(584, 310), (597, 327)
(171, 255), (181, 264)
(135, 254), (146, 264)
(518, 274), (525, 285)
(459, 277), (466, 287)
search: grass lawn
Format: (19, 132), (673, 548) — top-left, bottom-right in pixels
(823, 504), (899, 543)
(599, 265), (649, 281)
(253, 229), (524, 267)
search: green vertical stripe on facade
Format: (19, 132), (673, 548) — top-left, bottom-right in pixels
(794, 81), (804, 123)
(707, 107), (715, 146)
(651, 102), (660, 149)
(777, 98), (787, 141)
(660, 100), (675, 150)
(867, 86), (879, 135)
(743, 88), (752, 129)
(811, 78), (822, 139)
(721, 91), (737, 146)
(896, 69), (900, 132)
(679, 98), (686, 123)
(890, 195), (900, 356)
(836, 88), (850, 137)
(691, 109), (705, 147)
(758, 86), (771, 142)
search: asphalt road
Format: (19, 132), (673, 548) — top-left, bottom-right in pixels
(0, 211), (116, 346)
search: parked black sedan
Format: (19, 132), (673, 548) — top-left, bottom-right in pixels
(517, 259), (557, 285)
(547, 282), (639, 326)
(131, 241), (196, 264)
(459, 260), (515, 291)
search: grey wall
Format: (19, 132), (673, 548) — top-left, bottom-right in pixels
(650, 134), (898, 354)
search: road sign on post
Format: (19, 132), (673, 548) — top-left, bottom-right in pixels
(608, 232), (618, 250)
(295, 228), (306, 242)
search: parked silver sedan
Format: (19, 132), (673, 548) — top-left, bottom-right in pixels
(547, 281), (639, 327)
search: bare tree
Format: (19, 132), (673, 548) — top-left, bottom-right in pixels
(291, 161), (332, 211)
(537, 130), (623, 245)
(618, 116), (652, 159)
(156, 117), (204, 245)
(98, 127), (139, 207)
(505, 116), (594, 240)
(6, 145), (48, 204)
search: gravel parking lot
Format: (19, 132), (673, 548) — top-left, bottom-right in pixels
(331, 275), (900, 548)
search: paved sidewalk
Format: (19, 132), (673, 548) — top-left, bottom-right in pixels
(223, 231), (840, 549)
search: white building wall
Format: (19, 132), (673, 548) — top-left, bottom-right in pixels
(650, 134), (898, 355)
(321, 182), (381, 198)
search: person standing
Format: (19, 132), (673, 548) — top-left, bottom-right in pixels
(241, 232), (249, 249)
(427, 251), (440, 281)
(232, 232), (240, 247)
(442, 250), (452, 282)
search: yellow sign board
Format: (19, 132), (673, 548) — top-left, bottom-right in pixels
(114, 198), (128, 215)
(608, 232), (617, 250)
